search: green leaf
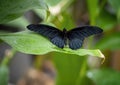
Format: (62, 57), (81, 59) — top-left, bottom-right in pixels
(6, 17), (29, 30)
(87, 0), (99, 25)
(59, 48), (104, 59)
(108, 0), (120, 22)
(108, 0), (120, 12)
(95, 32), (120, 50)
(34, 9), (47, 20)
(44, 0), (62, 6)
(0, 31), (104, 59)
(117, 9), (120, 22)
(96, 9), (117, 31)
(87, 69), (120, 85)
(58, 12), (76, 30)
(0, 32), (55, 55)
(53, 53), (87, 85)
(0, 66), (9, 85)
(0, 0), (47, 23)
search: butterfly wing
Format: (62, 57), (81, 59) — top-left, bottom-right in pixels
(67, 26), (103, 50)
(27, 24), (65, 48)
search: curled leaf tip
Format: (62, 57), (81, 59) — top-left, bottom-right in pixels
(98, 50), (105, 64)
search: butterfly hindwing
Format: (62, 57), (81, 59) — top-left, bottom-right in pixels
(68, 38), (84, 50)
(67, 26), (103, 49)
(27, 24), (65, 48)
(51, 36), (65, 48)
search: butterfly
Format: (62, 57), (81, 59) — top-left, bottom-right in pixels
(27, 24), (103, 50)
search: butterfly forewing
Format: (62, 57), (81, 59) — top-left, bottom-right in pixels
(27, 24), (62, 39)
(67, 26), (103, 37)
(27, 24), (65, 48)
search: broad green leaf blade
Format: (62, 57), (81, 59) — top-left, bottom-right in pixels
(53, 53), (87, 85)
(0, 32), (55, 55)
(0, 0), (47, 23)
(6, 17), (29, 30)
(0, 31), (104, 58)
(87, 69), (120, 85)
(95, 32), (120, 50)
(0, 66), (9, 85)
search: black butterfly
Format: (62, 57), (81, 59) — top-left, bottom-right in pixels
(27, 24), (103, 50)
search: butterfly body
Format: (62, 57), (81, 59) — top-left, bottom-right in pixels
(27, 24), (103, 50)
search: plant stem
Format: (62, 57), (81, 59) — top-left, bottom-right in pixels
(1, 49), (16, 66)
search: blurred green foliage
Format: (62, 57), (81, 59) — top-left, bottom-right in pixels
(53, 53), (87, 85)
(108, 0), (120, 22)
(87, 69), (120, 85)
(0, 66), (9, 85)
(0, 0), (47, 23)
(0, 0), (120, 85)
(95, 32), (120, 50)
